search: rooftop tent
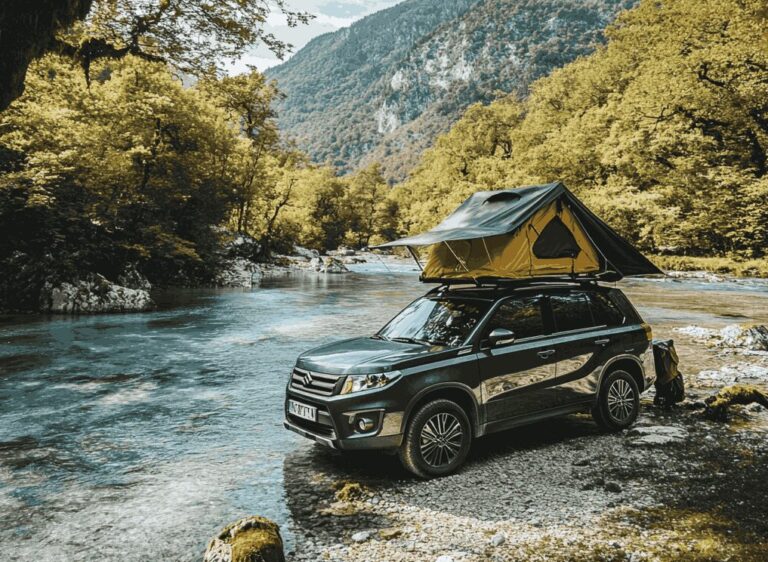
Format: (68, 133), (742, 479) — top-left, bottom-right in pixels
(374, 182), (663, 282)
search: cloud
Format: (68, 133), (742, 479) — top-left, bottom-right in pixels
(228, 0), (403, 74)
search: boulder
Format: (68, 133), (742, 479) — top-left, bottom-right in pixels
(293, 245), (320, 260)
(40, 273), (153, 313)
(704, 385), (768, 421)
(117, 263), (152, 291)
(308, 257), (349, 274)
(204, 516), (285, 562)
(216, 258), (261, 288)
(675, 324), (768, 352)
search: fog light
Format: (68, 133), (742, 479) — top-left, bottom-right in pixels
(356, 417), (375, 432)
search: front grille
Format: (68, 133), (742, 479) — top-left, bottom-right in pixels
(290, 367), (342, 396)
(288, 414), (335, 438)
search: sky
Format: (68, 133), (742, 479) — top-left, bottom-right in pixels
(228, 0), (404, 74)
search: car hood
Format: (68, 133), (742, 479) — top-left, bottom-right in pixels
(297, 336), (453, 374)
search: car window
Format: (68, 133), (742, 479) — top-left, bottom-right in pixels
(485, 296), (546, 340)
(378, 297), (492, 347)
(587, 292), (625, 326)
(550, 293), (593, 333)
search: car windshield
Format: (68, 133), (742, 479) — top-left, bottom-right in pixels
(377, 297), (491, 347)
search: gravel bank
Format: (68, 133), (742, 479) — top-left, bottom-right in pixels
(280, 329), (768, 561)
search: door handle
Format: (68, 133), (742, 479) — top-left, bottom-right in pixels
(594, 338), (611, 346)
(537, 349), (556, 359)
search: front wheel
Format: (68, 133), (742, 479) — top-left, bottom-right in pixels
(592, 370), (640, 431)
(398, 399), (472, 479)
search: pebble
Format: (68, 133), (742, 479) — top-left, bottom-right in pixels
(351, 531), (371, 543)
(489, 532), (506, 546)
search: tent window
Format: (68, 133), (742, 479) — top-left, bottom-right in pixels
(532, 216), (581, 259)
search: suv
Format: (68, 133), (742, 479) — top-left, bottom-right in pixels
(284, 282), (654, 478)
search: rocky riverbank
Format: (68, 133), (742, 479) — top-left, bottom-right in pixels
(274, 324), (768, 562)
(24, 246), (398, 314)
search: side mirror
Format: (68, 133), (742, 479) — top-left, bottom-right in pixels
(488, 328), (515, 347)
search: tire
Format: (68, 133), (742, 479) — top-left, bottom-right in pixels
(592, 370), (640, 431)
(398, 399), (472, 479)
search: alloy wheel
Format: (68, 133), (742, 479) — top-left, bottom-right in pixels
(607, 378), (635, 422)
(419, 412), (464, 468)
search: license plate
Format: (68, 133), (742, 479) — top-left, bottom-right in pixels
(288, 399), (317, 422)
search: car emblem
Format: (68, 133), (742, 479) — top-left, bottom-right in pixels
(302, 372), (313, 386)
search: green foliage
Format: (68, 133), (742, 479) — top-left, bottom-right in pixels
(397, 0), (768, 259)
(0, 55), (265, 303)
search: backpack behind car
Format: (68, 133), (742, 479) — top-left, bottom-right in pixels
(652, 339), (685, 407)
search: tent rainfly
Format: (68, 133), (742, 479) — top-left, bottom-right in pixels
(374, 182), (662, 283)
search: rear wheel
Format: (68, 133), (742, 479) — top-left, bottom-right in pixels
(399, 399), (471, 479)
(592, 370), (640, 431)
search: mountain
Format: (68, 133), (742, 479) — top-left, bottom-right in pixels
(267, 0), (635, 182)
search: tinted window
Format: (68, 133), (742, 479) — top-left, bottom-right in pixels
(378, 298), (492, 347)
(485, 296), (546, 340)
(550, 293), (593, 332)
(587, 292), (625, 326)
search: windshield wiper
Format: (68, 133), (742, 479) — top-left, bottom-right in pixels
(390, 337), (431, 346)
(371, 334), (389, 340)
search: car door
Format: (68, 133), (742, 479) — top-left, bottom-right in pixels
(548, 291), (618, 406)
(477, 294), (560, 421)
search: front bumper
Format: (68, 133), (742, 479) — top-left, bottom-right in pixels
(283, 418), (402, 450)
(284, 387), (405, 451)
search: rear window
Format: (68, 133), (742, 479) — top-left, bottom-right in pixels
(587, 292), (625, 326)
(550, 293), (593, 332)
(485, 296), (546, 340)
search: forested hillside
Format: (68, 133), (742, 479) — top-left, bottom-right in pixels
(395, 0), (768, 259)
(268, 0), (633, 181)
(0, 54), (396, 310)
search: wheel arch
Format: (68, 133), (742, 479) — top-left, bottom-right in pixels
(402, 383), (480, 437)
(595, 355), (645, 404)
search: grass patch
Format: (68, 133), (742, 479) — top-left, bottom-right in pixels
(650, 255), (768, 278)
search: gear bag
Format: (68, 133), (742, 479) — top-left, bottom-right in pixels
(652, 339), (685, 406)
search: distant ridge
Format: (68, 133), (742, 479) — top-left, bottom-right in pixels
(267, 0), (635, 181)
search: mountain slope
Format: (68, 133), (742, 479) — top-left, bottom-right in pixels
(267, 0), (635, 181)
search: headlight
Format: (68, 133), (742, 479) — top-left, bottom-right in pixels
(340, 371), (401, 395)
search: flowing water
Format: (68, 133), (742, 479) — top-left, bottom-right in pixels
(1, 264), (767, 561)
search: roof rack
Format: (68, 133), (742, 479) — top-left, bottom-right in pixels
(420, 273), (617, 288)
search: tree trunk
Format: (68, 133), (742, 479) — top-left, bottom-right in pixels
(0, 0), (93, 111)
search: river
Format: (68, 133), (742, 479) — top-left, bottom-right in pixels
(1, 264), (767, 561)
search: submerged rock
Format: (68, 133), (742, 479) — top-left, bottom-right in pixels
(308, 257), (349, 274)
(204, 516), (285, 562)
(40, 273), (153, 314)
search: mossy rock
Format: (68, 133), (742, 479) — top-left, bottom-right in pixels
(333, 481), (367, 502)
(704, 384), (768, 421)
(204, 516), (285, 562)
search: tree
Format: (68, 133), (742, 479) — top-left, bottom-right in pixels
(203, 71), (284, 235)
(0, 0), (311, 110)
(344, 163), (390, 248)
(397, 0), (768, 258)
(0, 53), (245, 300)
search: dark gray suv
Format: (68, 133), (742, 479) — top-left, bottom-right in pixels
(284, 282), (654, 478)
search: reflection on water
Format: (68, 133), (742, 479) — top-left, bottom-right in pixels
(0, 268), (767, 561)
